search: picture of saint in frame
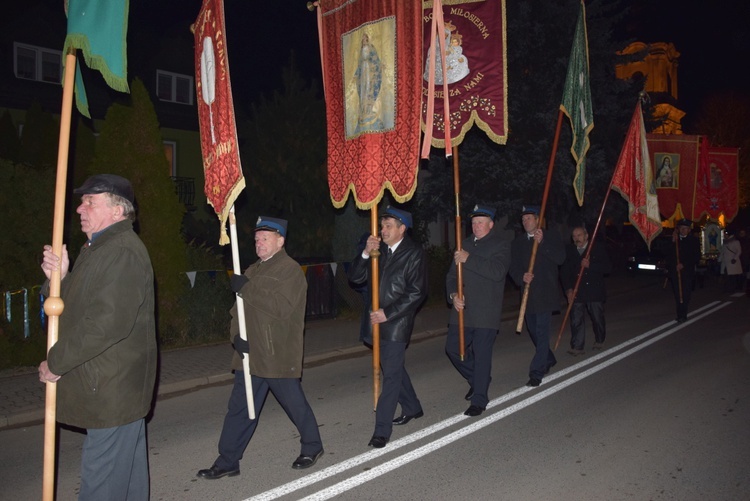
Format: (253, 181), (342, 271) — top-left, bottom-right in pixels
(654, 153), (679, 189)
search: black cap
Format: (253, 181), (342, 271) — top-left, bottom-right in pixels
(676, 218), (693, 228)
(74, 174), (134, 204)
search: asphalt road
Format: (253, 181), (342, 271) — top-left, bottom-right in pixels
(2, 275), (748, 500)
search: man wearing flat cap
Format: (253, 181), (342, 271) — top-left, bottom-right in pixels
(38, 174), (157, 499)
(198, 216), (324, 479)
(666, 219), (701, 322)
(509, 205), (565, 387)
(446, 204), (511, 416)
(349, 206), (428, 449)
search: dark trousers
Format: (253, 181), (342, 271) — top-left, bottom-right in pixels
(525, 312), (557, 380)
(215, 371), (322, 470)
(374, 340), (421, 438)
(446, 324), (497, 409)
(670, 272), (694, 321)
(569, 302), (606, 349)
(79, 418), (148, 501)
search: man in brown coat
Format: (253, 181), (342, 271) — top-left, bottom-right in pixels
(197, 216), (323, 480)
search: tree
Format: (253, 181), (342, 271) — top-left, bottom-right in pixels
(90, 78), (191, 344)
(235, 55), (331, 262)
(0, 111), (20, 162)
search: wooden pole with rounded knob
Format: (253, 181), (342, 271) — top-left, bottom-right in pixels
(42, 48), (77, 501)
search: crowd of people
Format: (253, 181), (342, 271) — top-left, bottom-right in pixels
(36, 176), (747, 496)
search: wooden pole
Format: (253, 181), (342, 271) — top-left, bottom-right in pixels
(370, 208), (381, 410)
(516, 109), (565, 333)
(41, 49), (77, 501)
(229, 206), (256, 420)
(675, 235), (683, 303)
(452, 147), (465, 360)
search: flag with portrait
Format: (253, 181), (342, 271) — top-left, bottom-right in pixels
(318, 0), (422, 209)
(421, 0), (508, 147)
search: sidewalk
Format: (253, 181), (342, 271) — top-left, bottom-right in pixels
(0, 301), (455, 430)
(0, 271), (648, 430)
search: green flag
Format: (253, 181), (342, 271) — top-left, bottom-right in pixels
(63, 0), (130, 118)
(560, 0), (593, 206)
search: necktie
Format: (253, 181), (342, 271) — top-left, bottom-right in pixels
(387, 248), (393, 258)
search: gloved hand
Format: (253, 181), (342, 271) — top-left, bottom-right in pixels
(230, 274), (249, 293)
(233, 335), (249, 359)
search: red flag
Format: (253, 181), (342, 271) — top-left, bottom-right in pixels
(612, 103), (662, 249)
(646, 133), (700, 221)
(694, 141), (740, 222)
(194, 0), (245, 244)
(421, 0), (508, 147)
(318, 0), (422, 209)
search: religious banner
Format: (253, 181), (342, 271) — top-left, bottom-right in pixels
(319, 0), (422, 209)
(560, 0), (593, 206)
(193, 0), (245, 244)
(421, 0), (507, 147)
(694, 144), (739, 222)
(612, 103), (662, 249)
(646, 133), (700, 221)
(64, 0), (130, 118)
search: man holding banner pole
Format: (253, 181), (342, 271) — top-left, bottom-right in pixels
(349, 207), (427, 449)
(446, 204), (510, 416)
(509, 205), (565, 388)
(197, 216), (324, 479)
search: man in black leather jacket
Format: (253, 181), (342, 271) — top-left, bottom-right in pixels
(349, 207), (428, 449)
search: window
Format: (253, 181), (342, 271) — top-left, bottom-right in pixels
(156, 70), (194, 105)
(14, 43), (62, 84)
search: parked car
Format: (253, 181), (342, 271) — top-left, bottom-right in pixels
(626, 235), (672, 276)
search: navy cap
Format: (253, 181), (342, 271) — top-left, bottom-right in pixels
(382, 206), (413, 229)
(676, 218), (693, 228)
(469, 204), (496, 219)
(255, 216), (287, 237)
(74, 174), (135, 204)
(521, 205), (540, 216)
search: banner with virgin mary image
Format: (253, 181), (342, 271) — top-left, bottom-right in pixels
(319, 0), (422, 209)
(421, 0), (508, 147)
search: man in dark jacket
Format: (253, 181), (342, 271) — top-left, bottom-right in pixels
(561, 225), (612, 355)
(666, 219), (702, 322)
(446, 205), (511, 416)
(38, 174), (157, 500)
(198, 216), (323, 479)
(509, 205), (565, 387)
(349, 207), (428, 449)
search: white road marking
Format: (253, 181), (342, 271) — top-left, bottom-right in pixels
(246, 300), (729, 501)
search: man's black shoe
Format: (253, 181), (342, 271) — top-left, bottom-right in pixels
(526, 378), (541, 387)
(368, 436), (388, 448)
(464, 387), (474, 401)
(392, 410), (424, 425)
(196, 465), (240, 480)
(464, 405), (484, 417)
(292, 449), (324, 470)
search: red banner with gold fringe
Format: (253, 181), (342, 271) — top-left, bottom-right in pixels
(319, 0), (422, 209)
(646, 134), (700, 221)
(421, 0), (508, 147)
(194, 0), (245, 245)
(694, 144), (739, 222)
